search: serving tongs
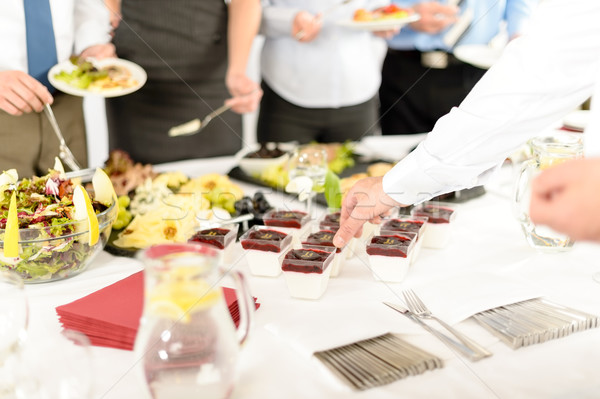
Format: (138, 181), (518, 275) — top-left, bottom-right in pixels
(44, 104), (81, 171)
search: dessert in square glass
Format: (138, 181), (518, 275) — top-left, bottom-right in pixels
(281, 248), (334, 300)
(188, 224), (239, 264)
(262, 209), (311, 247)
(301, 229), (347, 277)
(240, 226), (292, 277)
(318, 211), (341, 232)
(411, 202), (457, 249)
(379, 216), (428, 263)
(366, 232), (416, 282)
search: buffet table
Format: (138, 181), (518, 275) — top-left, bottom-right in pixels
(22, 156), (600, 399)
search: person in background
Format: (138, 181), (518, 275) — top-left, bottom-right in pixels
(257, 0), (396, 144)
(103, 0), (262, 165)
(332, 0), (600, 248)
(379, 0), (537, 135)
(0, 0), (114, 177)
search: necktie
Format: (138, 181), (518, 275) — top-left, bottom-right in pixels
(24, 0), (58, 91)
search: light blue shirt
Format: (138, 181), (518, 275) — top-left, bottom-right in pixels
(387, 0), (537, 52)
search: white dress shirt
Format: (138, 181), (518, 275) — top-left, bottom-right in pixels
(260, 0), (389, 108)
(383, 0), (600, 205)
(0, 0), (111, 73)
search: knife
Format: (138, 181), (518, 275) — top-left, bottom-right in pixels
(383, 302), (489, 362)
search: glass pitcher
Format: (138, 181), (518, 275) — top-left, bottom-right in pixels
(513, 132), (583, 252)
(134, 243), (253, 399)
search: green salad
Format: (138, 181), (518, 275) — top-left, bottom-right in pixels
(0, 168), (114, 282)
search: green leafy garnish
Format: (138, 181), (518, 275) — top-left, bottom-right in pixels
(323, 169), (342, 210)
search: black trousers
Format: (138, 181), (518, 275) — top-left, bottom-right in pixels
(257, 81), (379, 144)
(379, 49), (486, 135)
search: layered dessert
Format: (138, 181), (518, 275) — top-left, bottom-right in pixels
(188, 225), (239, 264)
(281, 248), (334, 300)
(301, 230), (347, 277)
(379, 216), (427, 264)
(319, 212), (341, 232)
(240, 226), (292, 277)
(411, 202), (457, 249)
(262, 209), (311, 247)
(366, 233), (415, 282)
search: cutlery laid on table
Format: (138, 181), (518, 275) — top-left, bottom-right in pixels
(401, 289), (492, 360)
(383, 302), (489, 362)
(44, 104), (81, 171)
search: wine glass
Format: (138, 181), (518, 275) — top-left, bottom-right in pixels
(0, 270), (29, 397)
(287, 145), (328, 218)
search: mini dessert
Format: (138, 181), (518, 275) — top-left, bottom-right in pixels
(380, 216), (427, 264)
(301, 230), (347, 277)
(262, 209), (311, 247)
(319, 212), (341, 232)
(366, 233), (415, 282)
(411, 202), (457, 249)
(281, 248), (334, 299)
(240, 226), (292, 277)
(188, 225), (238, 264)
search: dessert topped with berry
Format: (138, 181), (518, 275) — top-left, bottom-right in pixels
(319, 212), (341, 232)
(281, 248), (333, 274)
(263, 210), (308, 229)
(240, 228), (290, 253)
(381, 217), (427, 235)
(412, 204), (455, 224)
(366, 234), (414, 258)
(188, 228), (233, 250)
(302, 230), (341, 253)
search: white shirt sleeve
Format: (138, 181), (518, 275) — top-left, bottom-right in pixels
(383, 0), (600, 205)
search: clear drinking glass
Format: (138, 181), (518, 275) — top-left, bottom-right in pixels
(134, 243), (254, 399)
(0, 270), (28, 398)
(513, 132), (583, 252)
(288, 145), (328, 218)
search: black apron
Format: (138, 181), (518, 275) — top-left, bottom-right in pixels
(105, 0), (243, 165)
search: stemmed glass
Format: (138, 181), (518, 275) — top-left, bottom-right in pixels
(287, 146), (328, 218)
(0, 270), (29, 397)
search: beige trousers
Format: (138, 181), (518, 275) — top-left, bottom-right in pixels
(0, 93), (88, 177)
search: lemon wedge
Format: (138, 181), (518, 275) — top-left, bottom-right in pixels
(3, 191), (19, 258)
(73, 185), (99, 246)
(92, 168), (118, 212)
(148, 273), (221, 323)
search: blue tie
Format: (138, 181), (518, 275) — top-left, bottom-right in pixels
(24, 0), (58, 91)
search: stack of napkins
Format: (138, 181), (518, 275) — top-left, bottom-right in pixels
(56, 271), (259, 350)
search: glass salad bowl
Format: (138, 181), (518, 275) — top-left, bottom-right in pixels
(0, 168), (118, 283)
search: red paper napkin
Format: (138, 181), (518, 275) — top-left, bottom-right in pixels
(56, 271), (259, 350)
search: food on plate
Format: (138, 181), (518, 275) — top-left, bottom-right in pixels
(366, 232), (416, 282)
(240, 226), (292, 277)
(103, 150), (158, 196)
(281, 248), (334, 299)
(0, 166), (117, 282)
(411, 202), (457, 249)
(53, 56), (138, 92)
(353, 4), (411, 22)
(179, 173), (244, 214)
(301, 230), (347, 277)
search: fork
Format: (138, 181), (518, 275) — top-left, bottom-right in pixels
(167, 103), (232, 137)
(402, 289), (492, 360)
(43, 104), (81, 171)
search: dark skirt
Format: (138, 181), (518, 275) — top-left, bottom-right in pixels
(105, 0), (242, 164)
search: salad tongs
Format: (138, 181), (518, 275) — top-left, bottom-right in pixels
(44, 104), (81, 171)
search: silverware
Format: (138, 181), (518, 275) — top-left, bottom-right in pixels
(295, 0), (354, 39)
(402, 289), (493, 360)
(43, 104), (81, 171)
(168, 103), (232, 137)
(383, 302), (487, 362)
(313, 332), (442, 391)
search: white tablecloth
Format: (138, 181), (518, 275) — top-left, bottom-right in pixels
(23, 157), (600, 399)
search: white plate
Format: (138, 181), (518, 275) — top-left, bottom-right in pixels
(336, 13), (420, 31)
(48, 58), (147, 98)
(453, 44), (504, 70)
(562, 109), (590, 132)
